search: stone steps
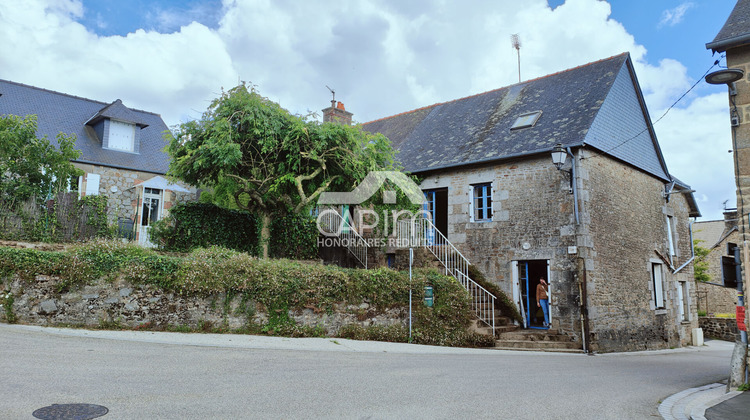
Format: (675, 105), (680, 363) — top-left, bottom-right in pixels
(494, 329), (582, 352)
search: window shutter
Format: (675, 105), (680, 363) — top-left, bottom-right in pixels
(85, 173), (100, 196)
(653, 264), (664, 308)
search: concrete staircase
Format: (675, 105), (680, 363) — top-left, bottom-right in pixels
(494, 329), (582, 352)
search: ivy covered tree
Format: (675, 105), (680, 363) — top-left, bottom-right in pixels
(693, 239), (711, 283)
(166, 84), (397, 258)
(0, 114), (82, 205)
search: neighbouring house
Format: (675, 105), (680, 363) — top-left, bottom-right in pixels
(693, 210), (740, 315)
(706, 0), (750, 384)
(0, 79), (195, 245)
(356, 52), (701, 352)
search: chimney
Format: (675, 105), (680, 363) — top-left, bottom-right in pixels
(322, 101), (353, 125)
(724, 209), (739, 231)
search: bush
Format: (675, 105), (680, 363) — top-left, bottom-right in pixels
(150, 203), (320, 259)
(149, 202), (258, 253)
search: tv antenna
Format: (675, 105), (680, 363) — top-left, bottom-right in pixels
(326, 85), (336, 108)
(511, 34), (521, 83)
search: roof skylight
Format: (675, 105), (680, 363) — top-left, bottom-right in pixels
(511, 111), (542, 130)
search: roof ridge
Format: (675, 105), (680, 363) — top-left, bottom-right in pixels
(0, 78), (163, 118)
(363, 52), (629, 126)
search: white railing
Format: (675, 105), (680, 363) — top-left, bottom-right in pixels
(397, 217), (496, 334)
(318, 210), (368, 269)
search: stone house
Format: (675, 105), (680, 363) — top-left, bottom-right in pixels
(706, 0), (750, 385)
(0, 79), (195, 245)
(362, 53), (701, 352)
(693, 211), (740, 315)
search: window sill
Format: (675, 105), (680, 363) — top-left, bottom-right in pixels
(654, 309), (667, 315)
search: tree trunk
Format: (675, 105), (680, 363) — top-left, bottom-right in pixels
(259, 212), (272, 258)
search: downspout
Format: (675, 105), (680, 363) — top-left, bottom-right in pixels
(566, 147), (579, 225)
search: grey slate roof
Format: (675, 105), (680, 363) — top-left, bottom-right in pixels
(362, 53), (672, 183)
(707, 0), (750, 52)
(0, 79), (170, 174)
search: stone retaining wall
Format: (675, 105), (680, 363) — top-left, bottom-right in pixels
(1, 275), (405, 335)
(699, 316), (740, 342)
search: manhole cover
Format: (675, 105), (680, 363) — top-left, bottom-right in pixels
(32, 403), (108, 420)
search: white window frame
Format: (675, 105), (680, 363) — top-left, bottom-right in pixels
(651, 262), (665, 310)
(470, 183), (493, 222)
(676, 281), (689, 322)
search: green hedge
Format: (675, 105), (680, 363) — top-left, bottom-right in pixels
(0, 241), (494, 347)
(149, 202), (258, 254)
(150, 203), (319, 259)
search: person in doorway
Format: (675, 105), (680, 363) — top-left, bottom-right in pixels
(536, 278), (550, 327)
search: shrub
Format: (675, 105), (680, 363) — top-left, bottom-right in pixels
(150, 202), (258, 253)
(468, 264), (524, 323)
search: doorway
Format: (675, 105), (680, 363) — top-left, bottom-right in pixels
(423, 188), (448, 237)
(512, 260), (550, 329)
(139, 187), (162, 247)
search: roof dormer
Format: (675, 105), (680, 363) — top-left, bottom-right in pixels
(85, 99), (149, 154)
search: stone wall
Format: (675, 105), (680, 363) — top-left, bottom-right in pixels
(697, 281), (738, 315)
(579, 151), (697, 351)
(699, 317), (740, 342)
(1, 275), (405, 335)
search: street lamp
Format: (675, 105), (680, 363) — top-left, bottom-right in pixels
(705, 68), (745, 85)
(551, 143), (567, 170)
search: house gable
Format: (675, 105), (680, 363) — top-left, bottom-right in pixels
(0, 79), (170, 174)
(583, 60), (671, 181)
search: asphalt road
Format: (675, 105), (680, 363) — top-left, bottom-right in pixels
(0, 324), (733, 419)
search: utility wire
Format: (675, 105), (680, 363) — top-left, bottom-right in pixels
(581, 57), (723, 160)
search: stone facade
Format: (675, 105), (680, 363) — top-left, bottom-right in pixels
(417, 150), (697, 352)
(73, 162), (197, 241)
(2, 275), (405, 335)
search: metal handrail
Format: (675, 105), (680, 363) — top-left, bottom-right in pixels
(318, 209), (368, 269)
(397, 217), (496, 334)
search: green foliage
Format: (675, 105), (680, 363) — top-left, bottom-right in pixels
(1, 290), (16, 323)
(738, 383), (750, 392)
(149, 202), (258, 253)
(0, 244), (494, 347)
(0, 192), (114, 243)
(0, 114), (82, 205)
(165, 83), (398, 257)
(269, 213), (318, 259)
(694, 239), (711, 283)
(697, 309), (707, 317)
(468, 264), (524, 323)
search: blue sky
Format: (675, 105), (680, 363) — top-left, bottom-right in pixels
(0, 0), (742, 219)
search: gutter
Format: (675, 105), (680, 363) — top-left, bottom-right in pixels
(706, 34), (750, 53)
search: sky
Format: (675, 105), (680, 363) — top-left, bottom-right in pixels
(0, 0), (741, 220)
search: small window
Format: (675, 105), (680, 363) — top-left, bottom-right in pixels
(472, 183), (492, 222)
(511, 111), (542, 130)
(108, 120), (135, 152)
(676, 281), (689, 321)
(652, 263), (665, 309)
(666, 215), (676, 256)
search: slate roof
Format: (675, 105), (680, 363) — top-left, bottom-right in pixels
(0, 79), (170, 174)
(707, 0), (750, 52)
(362, 53), (672, 183)
(694, 220), (737, 249)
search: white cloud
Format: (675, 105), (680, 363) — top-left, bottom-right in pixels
(0, 0), (734, 218)
(658, 2), (695, 28)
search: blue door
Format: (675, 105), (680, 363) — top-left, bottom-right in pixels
(519, 260), (549, 330)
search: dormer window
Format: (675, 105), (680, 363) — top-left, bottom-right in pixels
(511, 111), (542, 130)
(108, 120), (136, 152)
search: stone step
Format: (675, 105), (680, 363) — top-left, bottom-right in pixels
(494, 339), (583, 351)
(497, 330), (570, 342)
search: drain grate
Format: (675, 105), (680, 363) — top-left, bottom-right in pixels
(32, 403), (108, 420)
